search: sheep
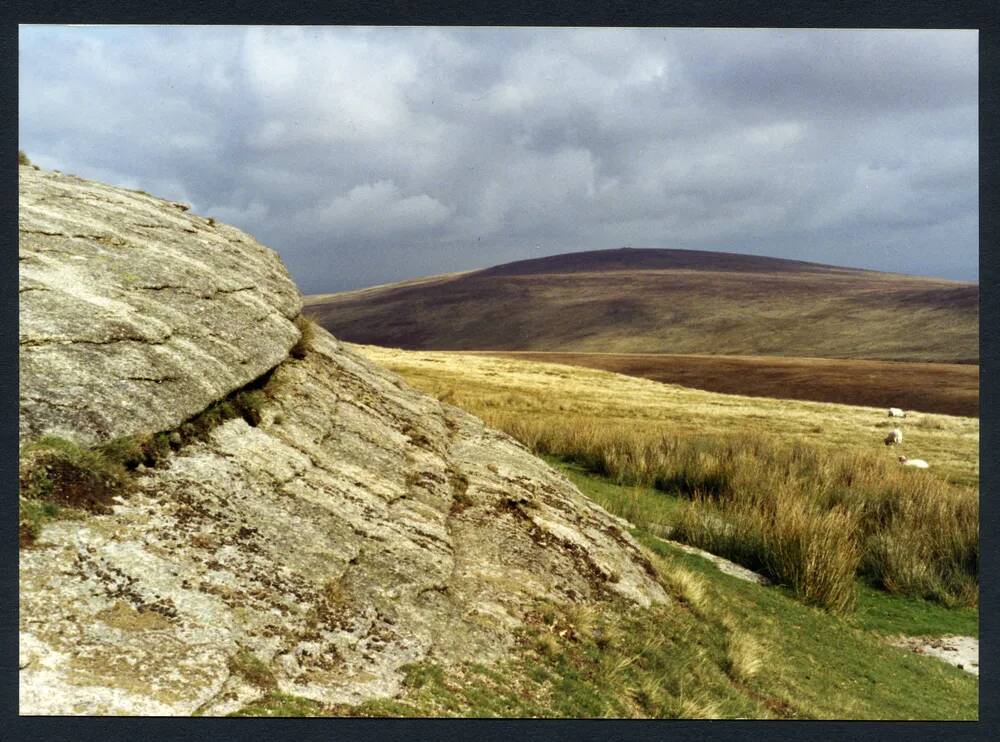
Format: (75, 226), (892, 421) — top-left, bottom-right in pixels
(888, 407), (906, 418)
(899, 455), (929, 469)
(884, 428), (903, 446)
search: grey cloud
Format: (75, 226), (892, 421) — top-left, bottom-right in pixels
(18, 26), (978, 293)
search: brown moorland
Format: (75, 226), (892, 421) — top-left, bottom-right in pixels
(305, 248), (978, 364)
(469, 352), (979, 417)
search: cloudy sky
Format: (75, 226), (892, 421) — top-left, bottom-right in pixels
(19, 26), (978, 292)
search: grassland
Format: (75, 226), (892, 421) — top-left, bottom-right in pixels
(477, 351), (979, 417)
(355, 345), (979, 486)
(352, 345), (978, 611)
(305, 248), (978, 363)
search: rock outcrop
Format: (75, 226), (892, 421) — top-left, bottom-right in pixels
(19, 167), (301, 446)
(19, 165), (667, 716)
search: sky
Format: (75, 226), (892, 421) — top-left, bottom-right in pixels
(19, 26), (979, 293)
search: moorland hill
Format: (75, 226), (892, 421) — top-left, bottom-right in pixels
(306, 247), (978, 363)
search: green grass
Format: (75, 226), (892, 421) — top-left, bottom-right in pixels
(325, 600), (769, 718)
(269, 522), (976, 719)
(851, 583), (978, 639)
(228, 692), (325, 717)
(18, 436), (129, 547)
(637, 536), (977, 720)
(19, 436), (131, 511)
(551, 456), (683, 537)
(18, 497), (84, 547)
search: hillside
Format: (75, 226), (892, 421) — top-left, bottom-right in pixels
(304, 248), (978, 363)
(342, 344), (979, 717)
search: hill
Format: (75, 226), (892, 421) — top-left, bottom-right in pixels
(305, 248), (978, 363)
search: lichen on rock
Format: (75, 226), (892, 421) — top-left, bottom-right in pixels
(19, 167), (301, 446)
(19, 167), (667, 716)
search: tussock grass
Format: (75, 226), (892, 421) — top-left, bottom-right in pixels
(18, 149), (31, 166)
(521, 419), (975, 610)
(662, 565), (709, 615)
(357, 346), (979, 486)
(356, 347), (978, 610)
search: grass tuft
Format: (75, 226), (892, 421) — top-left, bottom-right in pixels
(724, 632), (763, 682)
(227, 649), (277, 690)
(663, 565), (708, 614)
(290, 315), (317, 360)
(534, 632), (562, 659)
(20, 436), (130, 515)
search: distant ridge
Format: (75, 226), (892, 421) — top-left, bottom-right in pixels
(477, 247), (876, 277)
(305, 248), (978, 363)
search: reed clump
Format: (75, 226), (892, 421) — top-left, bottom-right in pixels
(479, 413), (977, 611)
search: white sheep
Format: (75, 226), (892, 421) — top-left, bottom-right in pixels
(899, 455), (929, 469)
(888, 407), (906, 418)
(884, 428), (903, 446)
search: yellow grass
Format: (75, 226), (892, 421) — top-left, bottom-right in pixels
(354, 345), (978, 486)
